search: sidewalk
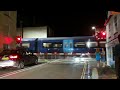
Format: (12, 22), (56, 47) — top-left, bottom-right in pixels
(91, 64), (117, 79)
(97, 66), (117, 79)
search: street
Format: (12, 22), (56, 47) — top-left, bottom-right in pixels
(0, 57), (96, 79)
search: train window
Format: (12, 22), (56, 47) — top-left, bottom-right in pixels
(114, 15), (117, 31)
(74, 42), (86, 48)
(53, 43), (62, 48)
(64, 43), (68, 48)
(99, 42), (105, 47)
(22, 43), (30, 48)
(89, 42), (97, 47)
(43, 43), (62, 48)
(100, 44), (105, 47)
(43, 43), (51, 48)
(70, 43), (72, 48)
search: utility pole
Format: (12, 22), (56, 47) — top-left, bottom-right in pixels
(97, 39), (100, 48)
(33, 15), (36, 26)
(19, 20), (23, 47)
(20, 20), (23, 38)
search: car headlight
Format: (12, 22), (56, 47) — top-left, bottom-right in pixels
(74, 58), (80, 63)
(81, 53), (85, 56)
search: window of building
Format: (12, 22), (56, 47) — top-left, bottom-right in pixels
(114, 15), (117, 32)
(108, 22), (113, 37)
(108, 23), (111, 32)
(118, 17), (120, 27)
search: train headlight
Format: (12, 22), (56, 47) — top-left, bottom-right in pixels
(86, 39), (91, 48)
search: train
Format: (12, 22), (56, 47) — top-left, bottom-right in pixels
(21, 36), (106, 55)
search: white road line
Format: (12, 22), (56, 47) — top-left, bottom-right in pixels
(81, 61), (88, 79)
(0, 63), (47, 79)
(0, 60), (60, 79)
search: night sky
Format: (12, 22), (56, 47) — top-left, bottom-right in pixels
(17, 0), (119, 37)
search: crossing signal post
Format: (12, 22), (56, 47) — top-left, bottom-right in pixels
(96, 31), (106, 40)
(100, 31), (106, 40)
(95, 31), (106, 47)
(95, 32), (100, 47)
(16, 36), (22, 47)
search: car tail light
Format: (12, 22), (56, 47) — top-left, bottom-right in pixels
(9, 55), (18, 59)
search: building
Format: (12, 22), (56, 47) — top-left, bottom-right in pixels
(17, 26), (54, 38)
(104, 11), (120, 66)
(0, 11), (17, 52)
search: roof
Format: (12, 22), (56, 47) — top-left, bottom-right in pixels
(104, 11), (120, 26)
(104, 15), (112, 26)
(22, 36), (96, 41)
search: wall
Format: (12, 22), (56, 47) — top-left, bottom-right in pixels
(0, 11), (17, 52)
(17, 26), (49, 38)
(106, 12), (120, 66)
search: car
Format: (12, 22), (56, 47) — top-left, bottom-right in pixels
(0, 48), (38, 69)
(73, 53), (91, 63)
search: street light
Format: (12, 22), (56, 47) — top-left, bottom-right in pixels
(92, 26), (96, 36)
(92, 26), (100, 47)
(92, 26), (96, 30)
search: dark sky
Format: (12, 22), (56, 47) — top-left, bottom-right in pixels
(17, 0), (120, 37)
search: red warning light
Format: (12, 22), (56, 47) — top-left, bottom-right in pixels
(102, 32), (106, 35)
(16, 36), (22, 44)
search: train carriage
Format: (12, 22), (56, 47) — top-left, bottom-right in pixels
(21, 36), (105, 58)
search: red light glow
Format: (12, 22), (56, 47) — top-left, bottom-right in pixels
(9, 55), (18, 59)
(17, 38), (21, 41)
(102, 32), (106, 35)
(4, 37), (13, 44)
(16, 36), (22, 43)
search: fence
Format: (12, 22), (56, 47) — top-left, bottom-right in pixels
(34, 53), (95, 59)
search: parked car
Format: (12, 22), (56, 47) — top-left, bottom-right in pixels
(0, 48), (38, 69)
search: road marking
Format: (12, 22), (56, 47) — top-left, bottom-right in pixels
(0, 60), (61, 79)
(0, 63), (48, 79)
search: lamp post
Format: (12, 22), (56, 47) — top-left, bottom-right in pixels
(20, 20), (23, 38)
(92, 26), (96, 36)
(19, 20), (23, 47)
(92, 26), (99, 48)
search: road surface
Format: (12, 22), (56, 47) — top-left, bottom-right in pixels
(0, 57), (96, 79)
